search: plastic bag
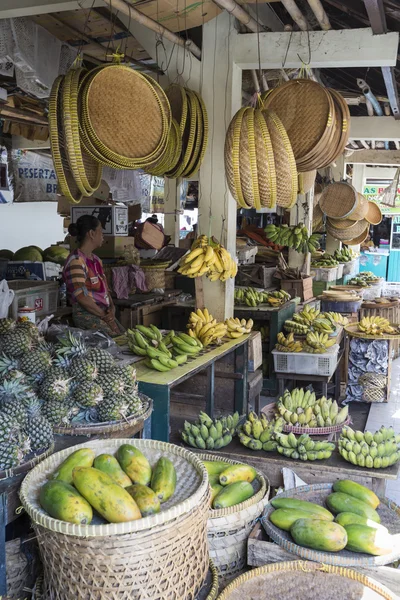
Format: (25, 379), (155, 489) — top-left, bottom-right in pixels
(0, 279), (14, 318)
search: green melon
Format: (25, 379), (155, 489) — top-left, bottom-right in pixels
(0, 249), (14, 260)
(14, 247), (43, 262)
(43, 246), (69, 265)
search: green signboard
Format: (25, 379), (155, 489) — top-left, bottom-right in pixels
(363, 185), (400, 214)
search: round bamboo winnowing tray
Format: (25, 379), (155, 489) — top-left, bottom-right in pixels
(216, 561), (396, 600)
(81, 64), (170, 168)
(264, 110), (297, 209)
(319, 181), (358, 218)
(327, 219), (369, 241)
(262, 483), (400, 567)
(347, 192), (369, 221)
(327, 216), (359, 230)
(262, 79), (335, 169)
(366, 200), (383, 225)
(343, 227), (370, 246)
(312, 203), (324, 230)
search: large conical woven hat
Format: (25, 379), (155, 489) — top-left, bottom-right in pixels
(326, 218), (369, 241)
(298, 170), (316, 195)
(319, 182), (358, 218)
(365, 201), (383, 225)
(343, 227), (370, 246)
(263, 110), (296, 208)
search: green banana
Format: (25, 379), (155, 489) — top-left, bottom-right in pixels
(136, 325), (158, 340)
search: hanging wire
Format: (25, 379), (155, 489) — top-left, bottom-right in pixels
(208, 14), (219, 234)
(123, 2), (132, 65)
(76, 0), (96, 63)
(221, 13), (233, 245)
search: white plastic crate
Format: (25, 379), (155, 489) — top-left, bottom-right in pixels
(311, 266), (338, 282)
(336, 263), (344, 279)
(342, 258), (358, 276)
(382, 282), (400, 298)
(272, 344), (339, 377)
(8, 281), (59, 319)
(361, 282), (383, 301)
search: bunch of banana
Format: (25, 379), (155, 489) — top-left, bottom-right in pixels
(283, 320), (310, 335)
(260, 325), (269, 341)
(303, 331), (336, 354)
(294, 304), (320, 324)
(131, 329), (203, 371)
(265, 224), (321, 254)
(339, 426), (400, 468)
(358, 316), (396, 336)
(235, 287), (270, 307)
(238, 411), (284, 451)
(276, 388), (349, 428)
(225, 317), (253, 338)
(178, 235), (237, 281)
(275, 332), (303, 352)
(312, 317), (336, 335)
(187, 309), (227, 346)
(266, 290), (291, 306)
(181, 411), (240, 450)
(333, 247), (352, 263)
(324, 312), (349, 327)
(311, 253), (339, 268)
(127, 324), (166, 355)
(275, 432), (335, 461)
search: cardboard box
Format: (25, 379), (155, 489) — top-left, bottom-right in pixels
(71, 205), (128, 236)
(280, 276), (314, 301)
(248, 332), (262, 373)
(70, 236), (136, 259)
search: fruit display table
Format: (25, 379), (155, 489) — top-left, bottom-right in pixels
(136, 336), (249, 442)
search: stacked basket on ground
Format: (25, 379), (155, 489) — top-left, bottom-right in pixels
(19, 438), (210, 600)
(199, 453), (269, 584)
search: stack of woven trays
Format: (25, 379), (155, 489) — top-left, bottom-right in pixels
(261, 79), (350, 172)
(319, 182), (383, 244)
(19, 438), (211, 600)
(198, 453), (270, 585)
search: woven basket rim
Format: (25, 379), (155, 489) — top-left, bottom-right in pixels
(319, 182), (358, 219)
(0, 442), (55, 482)
(216, 560), (396, 599)
(183, 89), (209, 178)
(19, 438), (209, 537)
(206, 560), (219, 600)
(263, 403), (351, 436)
(366, 200), (383, 225)
(195, 452), (269, 518)
(344, 322), (400, 340)
(343, 227), (370, 246)
(326, 219), (368, 241)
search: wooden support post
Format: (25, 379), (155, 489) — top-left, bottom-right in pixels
(163, 178), (181, 247)
(325, 154), (345, 253)
(288, 190), (314, 274)
(197, 12), (242, 321)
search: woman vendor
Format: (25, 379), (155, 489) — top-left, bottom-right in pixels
(64, 215), (123, 336)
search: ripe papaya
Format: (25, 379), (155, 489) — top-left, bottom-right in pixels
(290, 518), (347, 552)
(126, 484), (160, 517)
(213, 481), (254, 509)
(335, 512), (388, 533)
(72, 467), (141, 523)
(271, 497), (333, 521)
(52, 448), (95, 485)
(150, 457), (177, 503)
(219, 464), (257, 485)
(345, 524), (393, 556)
(116, 444), (152, 486)
(39, 480), (92, 525)
(333, 480), (380, 509)
(202, 460), (229, 477)
(270, 508), (330, 531)
(94, 454), (132, 488)
(326, 492), (380, 523)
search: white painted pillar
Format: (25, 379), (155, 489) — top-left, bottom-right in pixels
(163, 178), (181, 247)
(196, 12), (242, 320)
(326, 154), (345, 253)
(288, 190), (314, 275)
(352, 163), (366, 194)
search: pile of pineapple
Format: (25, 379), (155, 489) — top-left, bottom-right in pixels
(0, 319), (142, 471)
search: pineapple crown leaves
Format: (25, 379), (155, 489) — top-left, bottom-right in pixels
(0, 378), (31, 401)
(56, 331), (87, 359)
(0, 352), (20, 374)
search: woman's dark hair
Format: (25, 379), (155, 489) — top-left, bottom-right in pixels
(68, 215), (100, 244)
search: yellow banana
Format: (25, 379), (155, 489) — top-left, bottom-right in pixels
(203, 308), (211, 322)
(204, 246), (214, 263)
(184, 247), (205, 263)
(208, 271), (221, 281)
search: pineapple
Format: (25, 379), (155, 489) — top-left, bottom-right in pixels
(56, 331), (87, 360)
(86, 348), (114, 373)
(42, 399), (78, 425)
(128, 393), (142, 415)
(0, 379), (30, 427)
(107, 365), (137, 388)
(19, 350), (52, 380)
(40, 374), (71, 402)
(16, 321), (40, 339)
(0, 442), (23, 471)
(0, 353), (20, 376)
(25, 399), (54, 451)
(69, 357), (98, 381)
(72, 381), (103, 408)
(45, 365), (69, 382)
(1, 330), (35, 357)
(0, 318), (15, 336)
(97, 373), (126, 397)
(0, 411), (21, 444)
(97, 396), (131, 422)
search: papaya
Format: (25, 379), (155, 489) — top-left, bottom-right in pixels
(210, 482), (223, 506)
(333, 480), (380, 509)
(39, 480), (93, 525)
(116, 444), (152, 486)
(335, 512), (388, 533)
(52, 448), (95, 485)
(270, 508), (330, 531)
(202, 460), (229, 477)
(219, 464), (257, 485)
(271, 497), (334, 521)
(126, 484), (160, 517)
(150, 457), (177, 503)
(345, 524), (393, 556)
(290, 518), (348, 552)
(213, 481), (254, 509)
(326, 492), (380, 523)
(94, 454), (132, 488)
(72, 467), (142, 523)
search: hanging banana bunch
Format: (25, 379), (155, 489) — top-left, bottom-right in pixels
(178, 235), (238, 281)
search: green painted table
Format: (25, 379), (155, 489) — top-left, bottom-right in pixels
(136, 336), (249, 442)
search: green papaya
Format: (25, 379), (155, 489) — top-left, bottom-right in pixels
(345, 524), (393, 556)
(271, 497), (333, 521)
(210, 482), (223, 506)
(150, 457), (177, 503)
(116, 444), (152, 485)
(213, 481), (254, 509)
(40, 480), (93, 525)
(332, 480), (379, 509)
(126, 483), (160, 517)
(335, 512), (388, 533)
(52, 448), (95, 485)
(270, 508), (328, 531)
(219, 464), (257, 485)
(326, 492), (380, 523)
(72, 467), (142, 523)
(94, 454), (132, 488)
(290, 519), (347, 552)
